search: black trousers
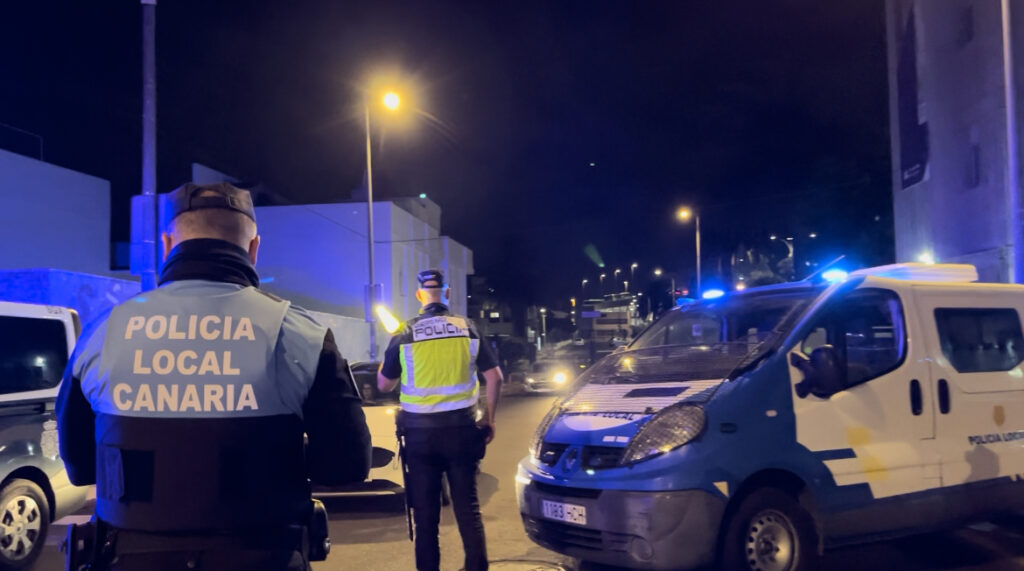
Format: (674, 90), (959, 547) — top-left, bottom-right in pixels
(403, 422), (488, 571)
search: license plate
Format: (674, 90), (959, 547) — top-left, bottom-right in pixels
(541, 499), (587, 525)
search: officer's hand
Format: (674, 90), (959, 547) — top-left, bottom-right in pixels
(477, 419), (495, 444)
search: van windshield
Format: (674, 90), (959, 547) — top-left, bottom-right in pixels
(587, 288), (821, 384)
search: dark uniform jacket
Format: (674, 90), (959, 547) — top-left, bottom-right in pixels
(56, 239), (372, 533)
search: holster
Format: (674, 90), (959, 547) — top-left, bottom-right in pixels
(62, 519), (113, 571)
(307, 499), (330, 561)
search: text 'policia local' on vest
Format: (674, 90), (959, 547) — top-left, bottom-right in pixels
(116, 313), (260, 413)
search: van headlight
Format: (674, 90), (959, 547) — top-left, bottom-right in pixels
(529, 405), (561, 459)
(620, 405), (706, 465)
(553, 372), (567, 384)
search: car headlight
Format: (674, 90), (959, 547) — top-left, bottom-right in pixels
(529, 405), (561, 459)
(553, 372), (567, 384)
(620, 404), (705, 465)
(526, 377), (537, 384)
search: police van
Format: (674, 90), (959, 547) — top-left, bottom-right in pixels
(517, 263), (1024, 570)
(0, 301), (90, 569)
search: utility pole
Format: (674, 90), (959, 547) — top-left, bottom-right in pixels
(134, 0), (159, 291)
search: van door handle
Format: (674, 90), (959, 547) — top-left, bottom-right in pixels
(909, 379), (922, 415)
(938, 379), (951, 414)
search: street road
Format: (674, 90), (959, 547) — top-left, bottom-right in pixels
(35, 393), (1024, 570)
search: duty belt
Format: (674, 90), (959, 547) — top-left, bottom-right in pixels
(396, 406), (475, 429)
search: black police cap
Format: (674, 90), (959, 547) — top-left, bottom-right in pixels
(417, 269), (446, 289)
(165, 182), (256, 223)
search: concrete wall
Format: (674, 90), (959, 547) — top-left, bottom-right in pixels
(0, 149), (110, 274)
(887, 0), (1019, 282)
(254, 199), (474, 361)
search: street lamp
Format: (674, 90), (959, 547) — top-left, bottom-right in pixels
(363, 89), (402, 360)
(654, 268), (663, 277)
(630, 262), (638, 287)
(599, 273), (607, 292)
(676, 206), (702, 296)
(614, 268), (622, 290)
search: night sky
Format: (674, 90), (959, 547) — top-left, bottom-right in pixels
(1, 0), (892, 307)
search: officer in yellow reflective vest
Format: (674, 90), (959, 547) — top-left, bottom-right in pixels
(378, 269), (503, 571)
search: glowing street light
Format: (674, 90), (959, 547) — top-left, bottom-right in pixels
(362, 85), (404, 360)
(654, 268), (663, 277)
(676, 206), (702, 296)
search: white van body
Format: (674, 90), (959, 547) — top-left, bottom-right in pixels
(0, 301), (90, 569)
(518, 264), (1024, 570)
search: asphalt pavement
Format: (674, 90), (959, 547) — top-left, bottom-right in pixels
(34, 392), (1024, 570)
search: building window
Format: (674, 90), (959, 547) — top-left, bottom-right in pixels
(935, 308), (1024, 373)
(957, 5), (974, 48)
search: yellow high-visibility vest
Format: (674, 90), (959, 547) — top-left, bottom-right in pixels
(398, 314), (480, 413)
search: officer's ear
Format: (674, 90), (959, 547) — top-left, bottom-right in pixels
(248, 234), (260, 265)
(415, 289), (425, 304)
(161, 232), (174, 261)
(444, 287), (450, 301)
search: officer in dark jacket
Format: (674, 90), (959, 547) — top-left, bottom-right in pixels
(56, 182), (372, 570)
(377, 269), (503, 571)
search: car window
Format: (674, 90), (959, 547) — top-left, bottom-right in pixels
(800, 288), (906, 391)
(935, 308), (1024, 373)
(0, 316), (68, 394)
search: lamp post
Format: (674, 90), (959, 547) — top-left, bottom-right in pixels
(363, 90), (401, 361)
(630, 262), (638, 289)
(614, 268), (622, 291)
(676, 207), (702, 295)
(599, 273), (607, 293)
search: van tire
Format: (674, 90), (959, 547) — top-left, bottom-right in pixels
(720, 488), (819, 571)
(0, 479), (49, 570)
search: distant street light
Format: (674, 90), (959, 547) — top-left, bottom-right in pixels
(623, 280), (629, 293)
(630, 262), (638, 288)
(654, 268), (663, 277)
(676, 206), (702, 296)
(614, 268), (622, 290)
(599, 273), (607, 292)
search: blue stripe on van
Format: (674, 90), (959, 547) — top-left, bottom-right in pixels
(813, 448), (857, 461)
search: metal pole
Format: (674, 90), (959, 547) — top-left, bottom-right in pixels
(695, 216), (702, 295)
(140, 0), (158, 291)
(1003, 0), (1023, 283)
(364, 98), (378, 360)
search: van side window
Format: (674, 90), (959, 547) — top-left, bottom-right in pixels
(0, 316), (68, 394)
(801, 289), (906, 391)
(934, 308), (1024, 373)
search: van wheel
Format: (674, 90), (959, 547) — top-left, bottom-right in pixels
(0, 479), (49, 570)
(720, 488), (818, 571)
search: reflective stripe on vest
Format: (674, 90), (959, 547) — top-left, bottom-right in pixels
(399, 321), (480, 413)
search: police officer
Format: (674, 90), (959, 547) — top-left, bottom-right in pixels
(377, 269), (502, 571)
(56, 182), (372, 570)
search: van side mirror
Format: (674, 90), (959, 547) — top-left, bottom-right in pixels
(792, 345), (843, 399)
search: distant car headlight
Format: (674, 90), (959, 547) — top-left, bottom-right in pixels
(529, 405), (561, 459)
(553, 372), (567, 384)
(526, 377), (537, 384)
(620, 404), (705, 465)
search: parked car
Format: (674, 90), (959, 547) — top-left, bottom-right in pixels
(0, 301), (90, 569)
(313, 361), (404, 497)
(519, 263), (1024, 570)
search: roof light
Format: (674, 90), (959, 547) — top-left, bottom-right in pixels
(822, 269), (849, 283)
(702, 289), (725, 300)
(851, 263), (978, 283)
(917, 251), (936, 265)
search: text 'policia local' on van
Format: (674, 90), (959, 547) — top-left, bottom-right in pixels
(517, 263), (1024, 571)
